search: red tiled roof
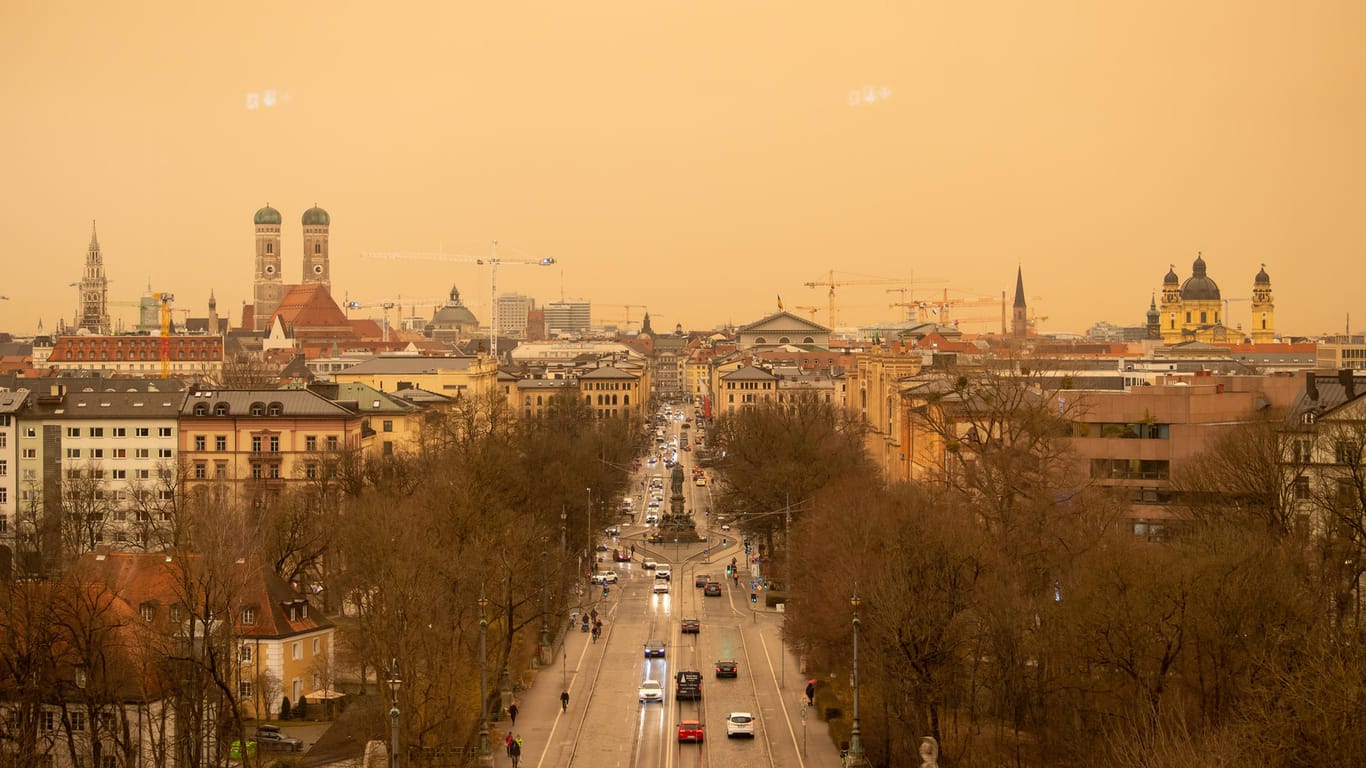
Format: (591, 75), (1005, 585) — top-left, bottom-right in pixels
(271, 284), (350, 331)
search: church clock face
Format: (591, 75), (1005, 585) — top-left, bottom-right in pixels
(313, 264), (324, 274)
(265, 265), (275, 275)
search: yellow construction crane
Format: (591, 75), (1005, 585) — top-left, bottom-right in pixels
(345, 297), (449, 342)
(802, 270), (906, 327)
(361, 243), (556, 353)
(154, 292), (173, 378)
(793, 305), (823, 320)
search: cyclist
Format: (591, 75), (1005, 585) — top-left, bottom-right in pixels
(560, 690), (570, 712)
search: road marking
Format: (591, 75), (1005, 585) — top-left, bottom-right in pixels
(757, 632), (805, 768)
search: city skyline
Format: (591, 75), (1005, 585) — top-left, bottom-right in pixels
(2, 3), (1363, 337)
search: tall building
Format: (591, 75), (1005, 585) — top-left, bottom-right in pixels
(301, 204), (331, 291)
(76, 221), (112, 335)
(1250, 264), (1275, 344)
(544, 300), (591, 337)
(1011, 266), (1027, 339)
(497, 293), (535, 339)
(249, 204), (332, 332)
(252, 205), (285, 331)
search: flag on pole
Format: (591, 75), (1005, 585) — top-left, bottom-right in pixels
(777, 294), (784, 310)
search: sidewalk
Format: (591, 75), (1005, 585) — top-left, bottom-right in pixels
(485, 613), (589, 768)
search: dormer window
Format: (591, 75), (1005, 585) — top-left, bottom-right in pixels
(213, 402), (230, 416)
(241, 607), (257, 625)
(250, 402), (266, 416)
(267, 402), (283, 416)
(193, 402), (209, 416)
(139, 602), (155, 622)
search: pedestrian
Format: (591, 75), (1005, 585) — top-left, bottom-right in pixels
(505, 732), (514, 756)
(509, 736), (522, 767)
(507, 702), (518, 725)
(560, 690), (570, 711)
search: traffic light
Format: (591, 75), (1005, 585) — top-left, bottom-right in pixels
(722, 537), (727, 546)
(750, 591), (757, 604)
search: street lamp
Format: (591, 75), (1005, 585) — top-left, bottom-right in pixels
(477, 594), (491, 759)
(585, 487), (593, 568)
(540, 535), (551, 665)
(386, 659), (401, 768)
(847, 591), (869, 768)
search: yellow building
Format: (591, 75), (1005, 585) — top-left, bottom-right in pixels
(578, 365), (645, 419)
(179, 389), (364, 510)
(332, 355), (499, 400)
(1155, 254), (1274, 344)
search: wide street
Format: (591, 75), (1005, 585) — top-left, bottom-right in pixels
(492, 411), (845, 768)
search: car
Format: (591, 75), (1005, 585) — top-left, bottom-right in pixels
(681, 617), (700, 633)
(639, 679), (664, 702)
(590, 570), (618, 584)
(704, 582), (722, 596)
(720, 524), (731, 532)
(645, 514), (659, 525)
(647, 457), (658, 466)
(644, 640), (666, 657)
(677, 720), (705, 743)
(255, 726), (303, 752)
(675, 669), (703, 700)
(614, 550), (632, 562)
(726, 712), (756, 738)
(654, 564), (672, 581)
(596, 543), (609, 552)
(715, 659), (738, 678)
(605, 526), (620, 536)
(653, 581), (670, 594)
(695, 477), (705, 485)
(642, 560), (657, 570)
(695, 573), (710, 587)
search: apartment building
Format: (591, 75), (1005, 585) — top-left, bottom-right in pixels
(13, 384), (186, 572)
(178, 389), (363, 511)
(0, 391), (27, 576)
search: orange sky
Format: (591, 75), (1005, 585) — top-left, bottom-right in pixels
(2, 2), (1363, 337)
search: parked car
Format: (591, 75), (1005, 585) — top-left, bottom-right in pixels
(715, 659), (738, 678)
(726, 712), (756, 738)
(680, 617), (700, 633)
(704, 582), (722, 596)
(639, 679), (664, 702)
(255, 726), (303, 752)
(677, 720), (705, 743)
(644, 640), (666, 658)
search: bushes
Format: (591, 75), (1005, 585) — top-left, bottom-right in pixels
(280, 696), (292, 720)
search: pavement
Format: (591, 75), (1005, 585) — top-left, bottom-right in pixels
(485, 542), (845, 768)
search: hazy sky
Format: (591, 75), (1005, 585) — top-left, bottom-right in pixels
(2, 2), (1363, 337)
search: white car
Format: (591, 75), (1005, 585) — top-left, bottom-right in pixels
(644, 514), (659, 525)
(652, 581), (670, 594)
(726, 712), (756, 738)
(639, 680), (664, 702)
(654, 564), (672, 581)
(590, 571), (618, 584)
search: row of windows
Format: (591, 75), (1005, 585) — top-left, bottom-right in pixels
(727, 381), (772, 390)
(751, 336), (817, 345)
(67, 448), (173, 460)
(1071, 422), (1171, 439)
(33, 426), (171, 439)
(586, 394), (630, 406)
(65, 350), (216, 360)
(585, 382), (633, 390)
(190, 400), (287, 416)
(1090, 459), (1170, 480)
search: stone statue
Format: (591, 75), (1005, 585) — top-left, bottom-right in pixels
(671, 463), (685, 497)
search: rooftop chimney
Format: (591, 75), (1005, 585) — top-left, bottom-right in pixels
(1342, 369), (1357, 400)
(1306, 372), (1318, 401)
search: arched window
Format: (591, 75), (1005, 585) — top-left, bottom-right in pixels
(314, 242), (321, 254)
(779, 337), (790, 344)
(623, 395), (630, 405)
(804, 337), (814, 344)
(754, 337), (767, 344)
(249, 402), (266, 416)
(536, 395), (543, 405)
(193, 402), (209, 416)
(268, 402), (283, 416)
(213, 402), (229, 416)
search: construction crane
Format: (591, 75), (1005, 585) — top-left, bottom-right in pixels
(793, 305), (823, 320)
(361, 244), (556, 354)
(802, 271), (906, 327)
(344, 298), (446, 342)
(153, 292), (173, 378)
(595, 303), (648, 329)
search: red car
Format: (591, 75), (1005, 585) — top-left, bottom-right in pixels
(613, 550), (632, 562)
(677, 720), (705, 743)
